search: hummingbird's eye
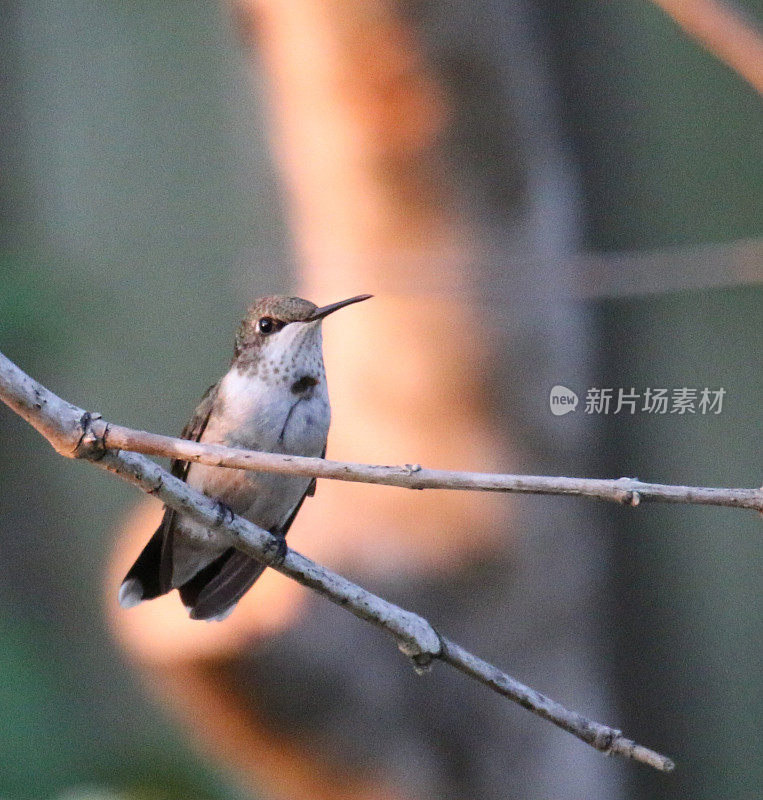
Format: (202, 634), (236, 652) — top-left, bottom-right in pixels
(258, 317), (284, 335)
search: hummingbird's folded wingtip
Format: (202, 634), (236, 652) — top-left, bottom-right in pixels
(118, 578), (144, 609)
(193, 604), (237, 623)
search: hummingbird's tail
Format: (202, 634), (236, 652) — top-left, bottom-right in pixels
(118, 523), (267, 621)
(178, 549), (267, 621)
(118, 525), (168, 608)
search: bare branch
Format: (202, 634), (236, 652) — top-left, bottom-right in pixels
(0, 349), (676, 771)
(439, 639), (673, 771)
(5, 350), (755, 512)
(85, 418), (763, 514)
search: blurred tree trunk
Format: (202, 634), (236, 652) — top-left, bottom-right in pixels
(140, 1), (620, 798)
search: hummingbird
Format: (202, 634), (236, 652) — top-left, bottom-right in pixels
(118, 293), (372, 621)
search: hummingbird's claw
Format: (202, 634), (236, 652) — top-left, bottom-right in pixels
(214, 500), (236, 527)
(264, 532), (288, 566)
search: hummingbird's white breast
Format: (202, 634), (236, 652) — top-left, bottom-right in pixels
(172, 320), (331, 585)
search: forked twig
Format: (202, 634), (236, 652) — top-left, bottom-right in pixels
(0, 350), (686, 772)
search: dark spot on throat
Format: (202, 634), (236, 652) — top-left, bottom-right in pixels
(291, 375), (319, 395)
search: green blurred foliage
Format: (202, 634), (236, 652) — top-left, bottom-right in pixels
(0, 607), (243, 800)
(0, 254), (60, 343)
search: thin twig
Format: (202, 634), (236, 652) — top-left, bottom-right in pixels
(4, 349), (754, 513)
(0, 350), (675, 771)
(72, 420), (763, 514)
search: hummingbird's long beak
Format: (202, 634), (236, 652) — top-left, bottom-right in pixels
(308, 294), (373, 321)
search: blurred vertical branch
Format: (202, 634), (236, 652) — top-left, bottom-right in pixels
(127, 3), (515, 798)
(650, 0), (763, 94)
(106, 1), (631, 798)
(227, 0), (509, 563)
(231, 0), (469, 290)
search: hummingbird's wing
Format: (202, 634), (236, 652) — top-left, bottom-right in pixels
(178, 443), (325, 621)
(118, 381), (220, 605)
(120, 385), (325, 620)
(305, 443), (324, 497)
(171, 381), (221, 480)
(159, 381), (221, 590)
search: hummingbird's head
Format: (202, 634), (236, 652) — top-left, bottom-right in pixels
(233, 294), (372, 377)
